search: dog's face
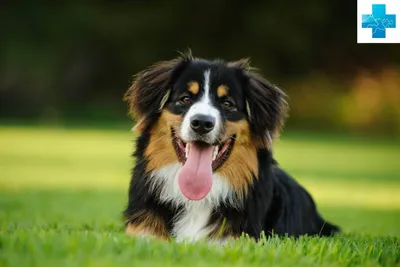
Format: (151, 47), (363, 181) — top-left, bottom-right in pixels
(168, 62), (246, 166)
(125, 52), (287, 202)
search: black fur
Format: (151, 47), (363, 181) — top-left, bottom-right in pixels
(228, 58), (288, 147)
(123, 52), (340, 240)
(123, 130), (181, 233)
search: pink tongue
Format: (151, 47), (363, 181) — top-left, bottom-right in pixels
(178, 142), (214, 200)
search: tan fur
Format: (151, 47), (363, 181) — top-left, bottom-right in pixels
(145, 113), (258, 198)
(188, 81), (200, 95)
(125, 210), (169, 240)
(145, 111), (182, 172)
(216, 120), (258, 199)
(217, 85), (228, 98)
(133, 117), (147, 134)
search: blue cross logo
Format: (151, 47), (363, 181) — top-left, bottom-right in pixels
(362, 4), (396, 38)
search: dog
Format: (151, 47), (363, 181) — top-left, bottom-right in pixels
(122, 51), (340, 243)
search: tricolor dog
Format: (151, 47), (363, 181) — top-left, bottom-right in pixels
(122, 51), (340, 243)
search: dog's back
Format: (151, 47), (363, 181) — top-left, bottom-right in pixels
(268, 166), (340, 237)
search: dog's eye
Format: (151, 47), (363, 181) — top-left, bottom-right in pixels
(180, 96), (192, 105)
(222, 100), (235, 110)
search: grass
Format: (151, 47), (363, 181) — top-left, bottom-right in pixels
(0, 125), (399, 267)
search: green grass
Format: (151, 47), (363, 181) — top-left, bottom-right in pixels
(0, 125), (399, 267)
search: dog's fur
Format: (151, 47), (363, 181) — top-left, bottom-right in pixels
(123, 51), (340, 243)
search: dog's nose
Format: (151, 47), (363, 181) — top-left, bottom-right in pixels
(190, 114), (215, 134)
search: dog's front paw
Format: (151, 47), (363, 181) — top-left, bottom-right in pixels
(125, 223), (169, 242)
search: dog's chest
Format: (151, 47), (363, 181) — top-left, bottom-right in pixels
(150, 163), (232, 242)
(172, 204), (214, 242)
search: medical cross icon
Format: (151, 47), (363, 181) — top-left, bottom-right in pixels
(362, 4), (396, 38)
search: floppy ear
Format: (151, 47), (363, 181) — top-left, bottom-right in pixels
(124, 53), (192, 132)
(229, 59), (288, 148)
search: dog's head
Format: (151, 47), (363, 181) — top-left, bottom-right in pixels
(125, 51), (287, 201)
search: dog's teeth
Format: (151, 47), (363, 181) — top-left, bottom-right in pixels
(212, 146), (218, 161)
(185, 144), (190, 158)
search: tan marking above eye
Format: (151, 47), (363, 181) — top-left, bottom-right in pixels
(217, 85), (228, 98)
(188, 81), (199, 95)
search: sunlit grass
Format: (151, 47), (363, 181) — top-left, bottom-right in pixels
(0, 125), (399, 267)
(1, 126), (399, 208)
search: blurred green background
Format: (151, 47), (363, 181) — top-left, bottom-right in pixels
(0, 2), (400, 266)
(1, 1), (400, 135)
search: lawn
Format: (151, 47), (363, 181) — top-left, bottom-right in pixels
(0, 125), (399, 267)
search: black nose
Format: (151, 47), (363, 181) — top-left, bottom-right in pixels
(190, 114), (215, 134)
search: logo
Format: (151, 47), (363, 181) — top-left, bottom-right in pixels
(362, 4), (396, 38)
(357, 0), (400, 43)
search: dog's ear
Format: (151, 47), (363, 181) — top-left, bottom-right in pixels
(124, 52), (193, 132)
(229, 59), (288, 148)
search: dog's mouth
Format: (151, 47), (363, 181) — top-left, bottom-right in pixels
(171, 129), (235, 171)
(171, 128), (235, 201)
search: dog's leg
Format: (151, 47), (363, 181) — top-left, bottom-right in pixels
(125, 210), (170, 241)
(125, 223), (169, 241)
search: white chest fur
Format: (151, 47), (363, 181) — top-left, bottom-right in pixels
(149, 163), (234, 242)
(172, 204), (214, 242)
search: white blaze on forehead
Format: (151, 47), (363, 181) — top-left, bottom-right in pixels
(180, 69), (222, 143)
(203, 69), (211, 103)
(184, 69), (214, 115)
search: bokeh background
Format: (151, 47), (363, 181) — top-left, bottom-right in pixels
(1, 1), (400, 135)
(1, 2), (400, 265)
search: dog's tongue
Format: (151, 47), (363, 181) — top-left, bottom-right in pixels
(178, 142), (214, 200)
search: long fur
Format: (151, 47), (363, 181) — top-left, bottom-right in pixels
(123, 51), (340, 242)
